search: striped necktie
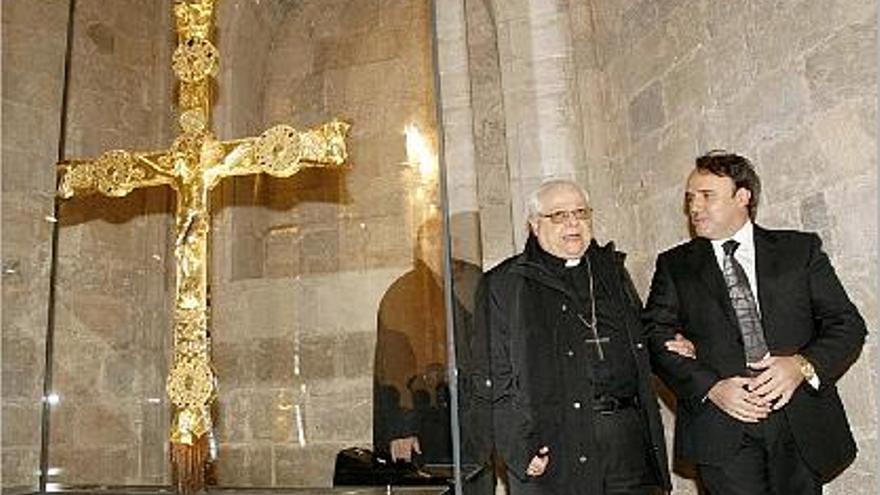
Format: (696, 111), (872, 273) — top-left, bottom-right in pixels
(722, 240), (769, 369)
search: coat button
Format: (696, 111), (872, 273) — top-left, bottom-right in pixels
(636, 342), (644, 350)
(561, 304), (567, 312)
(573, 401), (581, 409)
(566, 349), (574, 357)
(578, 455), (587, 463)
(484, 379), (492, 388)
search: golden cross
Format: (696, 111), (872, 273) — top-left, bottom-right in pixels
(55, 1), (349, 492)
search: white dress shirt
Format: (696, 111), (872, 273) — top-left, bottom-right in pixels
(709, 221), (819, 388)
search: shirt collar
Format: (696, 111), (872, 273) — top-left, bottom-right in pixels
(711, 220), (754, 252)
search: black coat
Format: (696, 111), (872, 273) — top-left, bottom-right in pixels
(644, 226), (866, 481)
(481, 237), (671, 493)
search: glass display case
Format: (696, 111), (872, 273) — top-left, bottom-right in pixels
(8, 1), (485, 493)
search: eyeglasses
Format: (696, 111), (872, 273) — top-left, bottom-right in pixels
(539, 208), (591, 224)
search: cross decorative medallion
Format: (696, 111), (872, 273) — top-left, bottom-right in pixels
(56, 1), (350, 491)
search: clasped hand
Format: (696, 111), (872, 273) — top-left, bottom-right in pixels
(708, 355), (805, 422)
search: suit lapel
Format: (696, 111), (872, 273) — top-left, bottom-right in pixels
(753, 225), (779, 347)
(689, 238), (739, 328)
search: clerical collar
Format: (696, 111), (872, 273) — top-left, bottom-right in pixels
(530, 235), (593, 272)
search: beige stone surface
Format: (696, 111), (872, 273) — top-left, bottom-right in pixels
(2, 0), (80, 489)
(3, 0), (175, 487)
(576, 1), (877, 492)
(215, 444), (273, 485)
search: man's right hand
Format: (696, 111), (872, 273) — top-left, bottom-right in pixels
(526, 446), (550, 477)
(390, 436), (421, 462)
(665, 332), (696, 358)
(707, 377), (771, 423)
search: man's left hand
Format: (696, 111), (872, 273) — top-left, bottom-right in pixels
(748, 356), (804, 410)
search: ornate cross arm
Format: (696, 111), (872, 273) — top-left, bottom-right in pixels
(58, 149), (176, 199)
(206, 120), (351, 185)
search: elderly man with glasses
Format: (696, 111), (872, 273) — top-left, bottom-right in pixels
(478, 179), (673, 495)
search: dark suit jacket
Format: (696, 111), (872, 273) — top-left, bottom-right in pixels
(644, 225), (866, 482)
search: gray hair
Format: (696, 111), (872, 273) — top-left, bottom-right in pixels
(526, 179), (590, 218)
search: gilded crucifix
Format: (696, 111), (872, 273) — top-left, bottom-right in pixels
(56, 1), (350, 492)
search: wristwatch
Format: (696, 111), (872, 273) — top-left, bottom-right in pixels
(794, 354), (816, 381)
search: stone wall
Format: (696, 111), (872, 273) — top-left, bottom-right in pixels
(438, 0), (606, 269)
(572, 1), (877, 493)
(2, 0), (70, 488)
(436, 0), (877, 494)
(49, 0), (176, 485)
(2, 0), (176, 488)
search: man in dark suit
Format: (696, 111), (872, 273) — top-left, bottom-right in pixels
(645, 151), (867, 494)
